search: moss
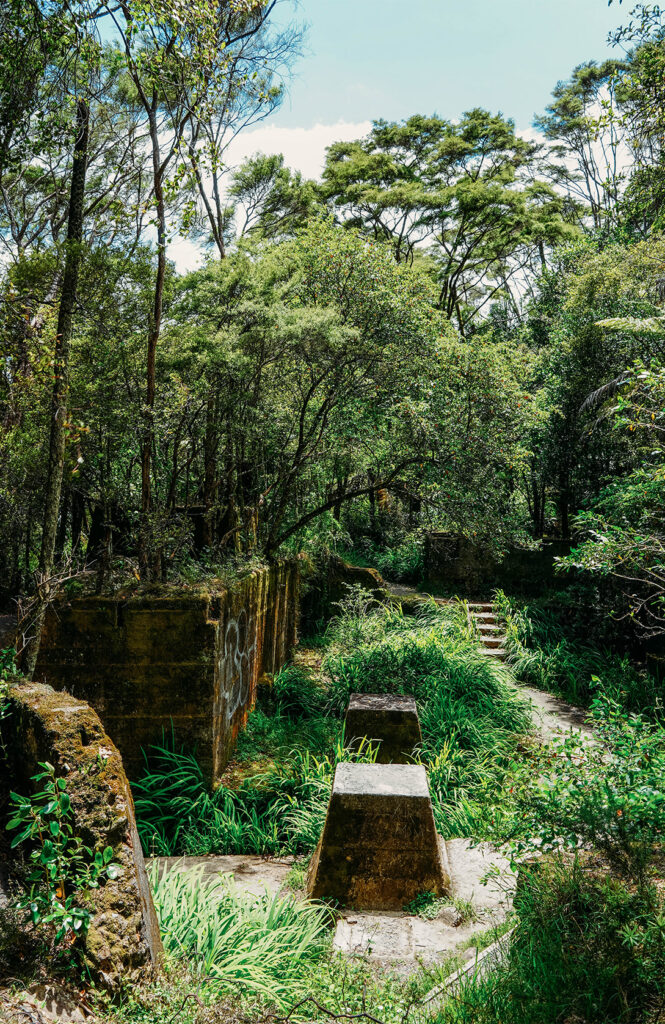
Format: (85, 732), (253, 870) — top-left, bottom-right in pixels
(6, 682), (162, 990)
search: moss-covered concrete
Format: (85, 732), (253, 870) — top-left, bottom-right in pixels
(5, 682), (162, 989)
(34, 560), (300, 785)
(301, 556), (387, 625)
(307, 763), (449, 910)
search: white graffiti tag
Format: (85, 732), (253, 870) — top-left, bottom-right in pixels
(219, 609), (257, 724)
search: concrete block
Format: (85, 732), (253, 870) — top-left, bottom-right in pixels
(344, 693), (422, 763)
(307, 763), (449, 910)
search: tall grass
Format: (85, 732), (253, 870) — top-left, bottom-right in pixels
(150, 864), (331, 1006)
(134, 598), (534, 857)
(134, 737), (378, 858)
(495, 589), (663, 715)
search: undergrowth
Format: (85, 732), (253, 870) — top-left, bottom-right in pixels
(133, 595), (535, 857)
(495, 589), (663, 716)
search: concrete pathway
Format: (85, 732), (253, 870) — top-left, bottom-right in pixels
(384, 583), (593, 741)
(152, 843), (515, 974)
(149, 854), (294, 898)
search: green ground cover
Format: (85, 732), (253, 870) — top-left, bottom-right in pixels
(133, 595), (535, 859)
(495, 589), (663, 716)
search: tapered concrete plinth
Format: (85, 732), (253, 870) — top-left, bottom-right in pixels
(344, 693), (422, 763)
(307, 762), (449, 910)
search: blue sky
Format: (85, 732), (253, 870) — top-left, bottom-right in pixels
(272, 0), (624, 131)
(171, 0), (626, 268)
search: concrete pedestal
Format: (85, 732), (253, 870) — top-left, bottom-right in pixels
(344, 693), (422, 763)
(307, 762), (449, 910)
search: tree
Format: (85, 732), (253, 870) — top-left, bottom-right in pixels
(535, 60), (628, 233)
(104, 0), (277, 576)
(323, 111), (572, 332)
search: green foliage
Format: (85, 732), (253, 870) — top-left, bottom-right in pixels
(513, 695), (665, 881)
(6, 762), (118, 946)
(343, 535), (424, 584)
(495, 589), (662, 713)
(437, 858), (665, 1024)
(150, 864), (331, 1006)
(133, 735), (374, 859)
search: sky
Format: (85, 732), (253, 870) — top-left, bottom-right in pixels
(170, 0), (626, 270)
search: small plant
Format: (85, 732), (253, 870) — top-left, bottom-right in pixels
(404, 891), (478, 923)
(403, 890), (448, 919)
(512, 694), (665, 882)
(7, 762), (119, 945)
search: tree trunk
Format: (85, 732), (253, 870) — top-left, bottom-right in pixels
(139, 102), (166, 580)
(24, 99), (89, 677)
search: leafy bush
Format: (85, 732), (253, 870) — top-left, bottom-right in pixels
(495, 590), (662, 715)
(513, 694), (665, 881)
(342, 535), (424, 584)
(439, 856), (665, 1024)
(151, 864), (331, 1006)
(438, 696), (665, 1024)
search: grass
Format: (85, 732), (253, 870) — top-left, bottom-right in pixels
(150, 864), (331, 1006)
(111, 588), (665, 1024)
(133, 598), (536, 857)
(433, 855), (665, 1024)
(494, 589), (664, 716)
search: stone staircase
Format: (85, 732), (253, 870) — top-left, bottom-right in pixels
(467, 602), (507, 660)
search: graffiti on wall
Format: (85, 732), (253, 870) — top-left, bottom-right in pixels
(218, 608), (258, 724)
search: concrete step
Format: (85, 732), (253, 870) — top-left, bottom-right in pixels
(467, 603), (493, 611)
(481, 636), (506, 650)
(473, 614), (497, 624)
(477, 623), (501, 633)
(484, 648), (508, 659)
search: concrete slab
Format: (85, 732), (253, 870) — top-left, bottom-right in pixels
(332, 838), (515, 969)
(149, 854), (294, 898)
(345, 693), (422, 763)
(333, 761), (429, 797)
(446, 839), (514, 914)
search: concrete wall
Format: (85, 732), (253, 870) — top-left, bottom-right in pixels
(424, 533), (572, 595)
(5, 682), (162, 989)
(34, 560), (300, 785)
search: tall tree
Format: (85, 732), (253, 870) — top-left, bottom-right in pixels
(323, 111), (572, 332)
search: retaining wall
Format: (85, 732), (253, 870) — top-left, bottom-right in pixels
(424, 534), (572, 595)
(34, 560), (300, 785)
(5, 682), (162, 988)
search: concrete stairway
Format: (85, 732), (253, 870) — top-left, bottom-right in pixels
(467, 602), (507, 660)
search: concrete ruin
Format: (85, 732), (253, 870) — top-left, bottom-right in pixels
(344, 693), (422, 763)
(4, 682), (162, 989)
(33, 560), (300, 785)
(307, 762), (449, 910)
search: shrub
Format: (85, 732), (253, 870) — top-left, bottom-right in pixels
(513, 694), (665, 881)
(495, 590), (663, 715)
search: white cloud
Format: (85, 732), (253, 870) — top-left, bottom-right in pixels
(224, 119), (372, 181)
(166, 119), (371, 272)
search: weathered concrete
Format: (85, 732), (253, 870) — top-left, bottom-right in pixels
(33, 561), (300, 784)
(424, 533), (572, 595)
(333, 838), (515, 970)
(307, 763), (449, 910)
(5, 682), (162, 989)
(302, 555), (387, 625)
(150, 855), (294, 899)
(344, 693), (422, 763)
